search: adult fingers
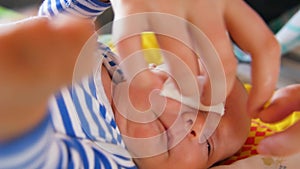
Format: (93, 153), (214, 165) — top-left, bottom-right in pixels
(258, 121), (300, 156)
(258, 84), (300, 123)
(223, 0), (281, 117)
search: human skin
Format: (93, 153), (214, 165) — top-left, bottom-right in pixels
(0, 16), (250, 169)
(3, 12), (300, 167)
(257, 84), (300, 156)
(0, 18), (250, 168)
(110, 0), (281, 117)
(104, 68), (251, 169)
(0, 17), (95, 142)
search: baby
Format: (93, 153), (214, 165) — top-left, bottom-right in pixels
(113, 76), (251, 169)
(0, 16), (251, 169)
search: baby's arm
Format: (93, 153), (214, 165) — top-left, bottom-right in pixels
(39, 0), (111, 19)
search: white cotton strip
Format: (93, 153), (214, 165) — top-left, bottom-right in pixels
(160, 78), (224, 116)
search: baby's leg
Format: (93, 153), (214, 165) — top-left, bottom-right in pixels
(0, 16), (95, 141)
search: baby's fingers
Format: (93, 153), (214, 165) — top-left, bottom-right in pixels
(258, 121), (300, 156)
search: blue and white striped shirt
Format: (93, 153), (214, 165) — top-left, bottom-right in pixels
(2, 2), (137, 168)
(38, 0), (111, 19)
(0, 39), (137, 168)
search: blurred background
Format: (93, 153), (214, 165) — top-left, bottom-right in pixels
(0, 0), (299, 88)
(0, 0), (299, 31)
(0, 0), (42, 9)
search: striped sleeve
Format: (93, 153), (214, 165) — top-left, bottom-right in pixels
(50, 133), (137, 169)
(38, 0), (111, 19)
(45, 51), (136, 169)
(0, 86), (137, 169)
(43, 80), (137, 168)
(0, 55), (137, 169)
(0, 114), (56, 169)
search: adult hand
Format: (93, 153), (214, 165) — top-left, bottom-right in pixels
(109, 0), (280, 114)
(257, 84), (300, 156)
(0, 16), (95, 141)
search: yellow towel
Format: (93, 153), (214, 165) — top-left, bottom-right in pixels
(141, 32), (163, 65)
(244, 84), (300, 132)
(221, 85), (300, 165)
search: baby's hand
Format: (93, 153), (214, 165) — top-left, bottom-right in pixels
(0, 16), (95, 141)
(257, 84), (300, 156)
